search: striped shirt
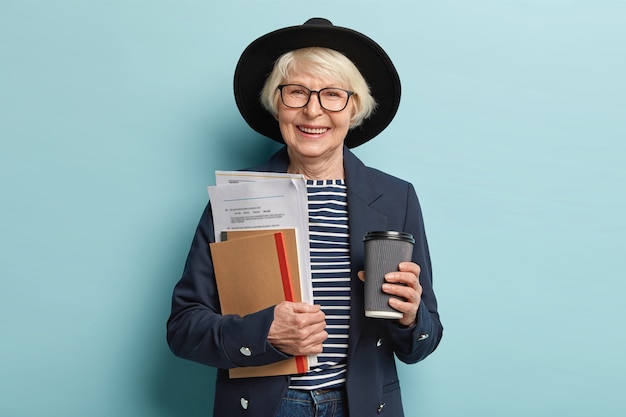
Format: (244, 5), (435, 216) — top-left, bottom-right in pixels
(289, 179), (351, 390)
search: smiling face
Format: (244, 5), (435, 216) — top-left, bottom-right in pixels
(277, 71), (355, 175)
(259, 47), (377, 178)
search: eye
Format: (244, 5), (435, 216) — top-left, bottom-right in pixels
(322, 89), (346, 100)
(286, 85), (308, 96)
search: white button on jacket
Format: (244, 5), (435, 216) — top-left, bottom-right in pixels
(240, 398), (249, 409)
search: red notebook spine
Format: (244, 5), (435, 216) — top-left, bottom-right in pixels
(274, 232), (295, 302)
(273, 232), (308, 374)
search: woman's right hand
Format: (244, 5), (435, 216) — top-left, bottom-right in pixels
(268, 301), (328, 356)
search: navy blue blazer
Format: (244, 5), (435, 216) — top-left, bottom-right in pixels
(167, 146), (443, 416)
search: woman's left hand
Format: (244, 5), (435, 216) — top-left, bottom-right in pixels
(358, 262), (422, 327)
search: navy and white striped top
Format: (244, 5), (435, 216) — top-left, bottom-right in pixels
(289, 179), (351, 390)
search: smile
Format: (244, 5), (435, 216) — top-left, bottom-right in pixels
(299, 126), (328, 135)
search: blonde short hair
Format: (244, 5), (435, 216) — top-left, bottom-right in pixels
(260, 47), (377, 128)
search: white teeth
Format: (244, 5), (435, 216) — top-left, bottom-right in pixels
(300, 126), (327, 134)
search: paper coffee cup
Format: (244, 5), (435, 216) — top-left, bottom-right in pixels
(363, 231), (415, 319)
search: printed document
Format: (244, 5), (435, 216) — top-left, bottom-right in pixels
(208, 171), (312, 304)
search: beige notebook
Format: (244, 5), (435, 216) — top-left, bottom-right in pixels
(210, 229), (308, 378)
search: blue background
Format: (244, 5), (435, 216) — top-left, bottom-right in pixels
(1, 1), (624, 416)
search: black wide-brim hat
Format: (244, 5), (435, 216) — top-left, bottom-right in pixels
(234, 18), (401, 148)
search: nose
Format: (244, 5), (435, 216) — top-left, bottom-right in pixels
(303, 91), (324, 116)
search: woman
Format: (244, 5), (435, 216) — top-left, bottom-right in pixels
(167, 18), (443, 417)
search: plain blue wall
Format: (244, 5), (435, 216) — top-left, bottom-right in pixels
(1, 1), (625, 416)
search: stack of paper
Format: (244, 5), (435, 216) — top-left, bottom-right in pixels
(207, 171), (314, 378)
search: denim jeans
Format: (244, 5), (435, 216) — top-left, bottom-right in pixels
(276, 388), (348, 417)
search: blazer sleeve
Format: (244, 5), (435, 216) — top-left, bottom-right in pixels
(166, 203), (290, 368)
(386, 183), (443, 364)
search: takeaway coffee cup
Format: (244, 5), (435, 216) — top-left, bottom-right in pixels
(363, 231), (415, 319)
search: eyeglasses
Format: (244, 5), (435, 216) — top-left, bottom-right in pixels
(277, 84), (354, 112)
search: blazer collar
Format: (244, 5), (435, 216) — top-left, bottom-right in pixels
(342, 146), (383, 206)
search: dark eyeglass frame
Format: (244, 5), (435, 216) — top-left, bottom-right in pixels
(277, 84), (355, 112)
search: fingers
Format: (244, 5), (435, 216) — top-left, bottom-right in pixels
(268, 302), (328, 356)
(358, 262), (420, 285)
(382, 262), (422, 327)
(384, 262), (420, 285)
(274, 302), (326, 327)
(291, 302), (322, 314)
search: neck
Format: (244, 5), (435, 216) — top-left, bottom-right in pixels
(287, 148), (345, 180)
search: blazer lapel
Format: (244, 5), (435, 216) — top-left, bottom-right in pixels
(343, 147), (389, 356)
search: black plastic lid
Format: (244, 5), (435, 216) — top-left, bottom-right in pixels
(363, 231), (415, 244)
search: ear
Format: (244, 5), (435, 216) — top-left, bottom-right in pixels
(349, 109), (358, 127)
(348, 96), (359, 126)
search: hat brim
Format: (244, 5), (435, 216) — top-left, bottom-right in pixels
(233, 18), (401, 148)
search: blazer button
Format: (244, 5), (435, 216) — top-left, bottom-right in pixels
(376, 338), (383, 347)
(240, 397), (249, 410)
(240, 346), (252, 356)
(377, 402), (386, 414)
(417, 333), (429, 342)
